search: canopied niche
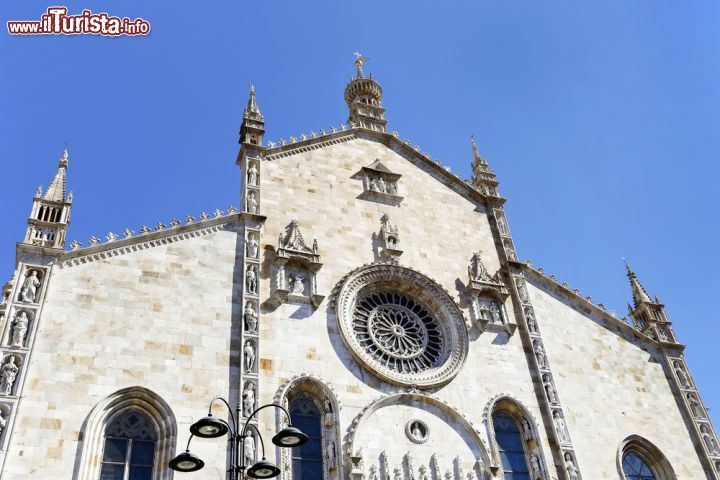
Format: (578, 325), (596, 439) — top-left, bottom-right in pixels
(346, 392), (494, 480)
(273, 220), (324, 309)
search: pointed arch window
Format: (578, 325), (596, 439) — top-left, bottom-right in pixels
(100, 411), (157, 480)
(493, 413), (530, 480)
(289, 396), (323, 480)
(622, 452), (656, 480)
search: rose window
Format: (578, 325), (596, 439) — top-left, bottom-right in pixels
(335, 264), (468, 388)
(354, 292), (443, 373)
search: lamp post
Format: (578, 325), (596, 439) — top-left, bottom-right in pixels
(169, 397), (308, 479)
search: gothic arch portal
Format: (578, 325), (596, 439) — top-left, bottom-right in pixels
(74, 386), (177, 480)
(616, 435), (676, 480)
(274, 374), (343, 480)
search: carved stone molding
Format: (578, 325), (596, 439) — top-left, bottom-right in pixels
(335, 264), (468, 388)
(466, 253), (516, 335)
(272, 220), (324, 309)
(358, 160), (403, 204)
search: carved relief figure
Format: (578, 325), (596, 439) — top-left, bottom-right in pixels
(0, 357), (19, 396)
(247, 191), (258, 214)
(534, 341), (547, 368)
(489, 301), (502, 323)
(674, 361), (690, 388)
(687, 393), (704, 418)
(244, 340), (256, 372)
(242, 382), (256, 417)
(701, 425), (720, 455)
(496, 215), (508, 235)
(554, 411), (569, 443)
(244, 432), (256, 466)
(246, 265), (257, 294)
(564, 453), (579, 480)
(377, 177), (386, 193)
(244, 301), (257, 332)
(516, 280), (529, 303)
(395, 467), (404, 480)
(247, 163), (258, 186)
(543, 374), (558, 403)
(326, 440), (336, 470)
(525, 307), (538, 333)
(20, 271), (41, 303)
(10, 311), (29, 348)
(246, 233), (259, 258)
(369, 465), (380, 480)
(529, 455), (542, 479)
(418, 465), (429, 480)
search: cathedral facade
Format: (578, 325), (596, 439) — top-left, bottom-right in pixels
(0, 61), (718, 480)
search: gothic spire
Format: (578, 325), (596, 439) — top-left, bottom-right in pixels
(43, 148), (69, 202)
(625, 260), (652, 307)
(239, 84), (265, 146)
(470, 136), (499, 197)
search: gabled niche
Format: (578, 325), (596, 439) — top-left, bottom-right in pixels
(358, 159), (403, 204)
(467, 253), (517, 335)
(273, 220), (324, 309)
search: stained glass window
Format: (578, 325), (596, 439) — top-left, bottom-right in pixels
(290, 396), (323, 480)
(493, 413), (530, 480)
(622, 452), (656, 480)
(100, 411), (156, 480)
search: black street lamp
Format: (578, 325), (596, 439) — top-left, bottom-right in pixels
(169, 397), (308, 479)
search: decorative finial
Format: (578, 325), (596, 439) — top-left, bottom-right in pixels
(353, 52), (369, 78)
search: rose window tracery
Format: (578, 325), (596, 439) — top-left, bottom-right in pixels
(354, 291), (443, 373)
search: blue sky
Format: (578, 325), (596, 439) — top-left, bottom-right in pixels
(2, 0), (719, 423)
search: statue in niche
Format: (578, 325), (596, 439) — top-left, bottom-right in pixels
(410, 421), (426, 441)
(244, 301), (257, 333)
(369, 465), (380, 480)
(323, 398), (334, 426)
(687, 393), (703, 417)
(246, 233), (259, 259)
(247, 163), (258, 186)
(0, 409), (6, 433)
(564, 453), (579, 480)
(516, 280), (529, 303)
(20, 271), (40, 303)
(554, 411), (569, 443)
(674, 361), (690, 387)
(247, 191), (258, 214)
(326, 439), (336, 470)
(529, 455), (542, 478)
(244, 432), (256, 466)
(244, 340), (255, 372)
(497, 215), (508, 235)
(246, 265), (257, 294)
(11, 311), (29, 348)
(395, 467), (404, 480)
(504, 241), (517, 261)
(369, 177), (379, 192)
(478, 300), (490, 322)
(701, 425), (720, 455)
(525, 308), (538, 333)
(388, 181), (397, 195)
(489, 301), (502, 323)
(543, 374), (557, 403)
(534, 341), (547, 368)
(242, 382), (256, 417)
(290, 275), (304, 295)
(0, 357), (19, 396)
(444, 470), (452, 480)
(377, 177), (386, 193)
(521, 418), (533, 441)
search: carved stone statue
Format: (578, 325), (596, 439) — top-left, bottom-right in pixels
(246, 234), (259, 258)
(529, 455), (542, 478)
(242, 382), (255, 417)
(326, 439), (336, 470)
(489, 301), (502, 323)
(377, 177), (386, 193)
(516, 281), (529, 303)
(244, 301), (257, 332)
(521, 418), (533, 441)
(369, 465), (380, 480)
(244, 433), (256, 466)
(20, 271), (40, 303)
(564, 453), (579, 480)
(11, 311), (29, 348)
(525, 308), (538, 333)
(247, 191), (258, 214)
(444, 470), (452, 480)
(687, 393), (703, 417)
(701, 425), (720, 455)
(535, 342), (547, 368)
(247, 163), (258, 186)
(0, 357), (19, 396)
(244, 340), (255, 372)
(554, 411), (569, 443)
(290, 275), (304, 295)
(478, 300), (490, 322)
(497, 215), (508, 235)
(543, 374), (557, 403)
(388, 181), (397, 195)
(418, 465), (429, 480)
(246, 265), (257, 294)
(395, 466), (404, 480)
(369, 177), (379, 192)
(674, 361), (690, 387)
